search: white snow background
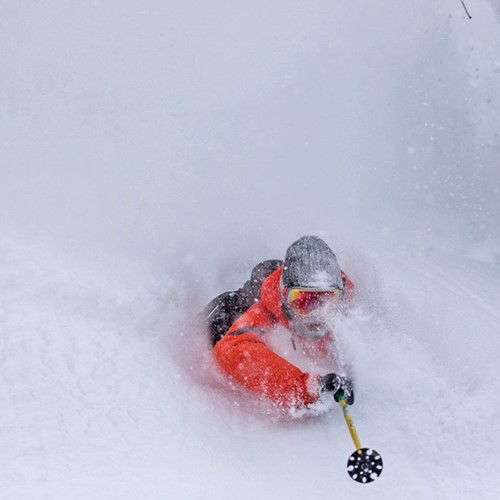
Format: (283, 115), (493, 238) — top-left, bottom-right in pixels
(1, 1), (500, 499)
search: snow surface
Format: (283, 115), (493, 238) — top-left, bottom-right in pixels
(1, 1), (500, 499)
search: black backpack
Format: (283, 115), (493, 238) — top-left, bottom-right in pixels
(201, 260), (282, 346)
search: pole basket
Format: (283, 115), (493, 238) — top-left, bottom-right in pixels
(347, 448), (383, 483)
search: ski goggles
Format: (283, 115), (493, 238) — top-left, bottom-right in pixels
(283, 287), (343, 317)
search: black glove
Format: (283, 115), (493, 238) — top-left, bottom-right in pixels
(319, 373), (355, 405)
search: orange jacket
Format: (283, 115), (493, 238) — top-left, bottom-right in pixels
(213, 266), (354, 410)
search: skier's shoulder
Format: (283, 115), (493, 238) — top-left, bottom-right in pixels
(226, 300), (277, 336)
(341, 270), (355, 300)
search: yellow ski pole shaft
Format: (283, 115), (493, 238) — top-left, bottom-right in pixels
(339, 398), (362, 452)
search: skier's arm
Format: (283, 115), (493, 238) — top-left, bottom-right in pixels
(214, 332), (318, 410)
(213, 304), (319, 409)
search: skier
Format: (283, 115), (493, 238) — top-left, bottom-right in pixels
(203, 236), (355, 412)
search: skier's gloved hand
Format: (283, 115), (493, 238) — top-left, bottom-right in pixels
(319, 373), (355, 405)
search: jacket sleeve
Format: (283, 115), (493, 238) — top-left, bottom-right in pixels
(213, 304), (319, 410)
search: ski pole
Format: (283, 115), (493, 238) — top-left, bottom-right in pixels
(339, 398), (383, 484)
(460, 0), (472, 19)
(339, 398), (362, 451)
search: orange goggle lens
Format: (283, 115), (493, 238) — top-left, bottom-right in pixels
(285, 288), (343, 316)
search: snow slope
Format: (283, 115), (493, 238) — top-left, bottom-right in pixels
(1, 1), (500, 499)
(1, 229), (499, 500)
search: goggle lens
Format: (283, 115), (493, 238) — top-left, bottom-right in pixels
(285, 288), (342, 316)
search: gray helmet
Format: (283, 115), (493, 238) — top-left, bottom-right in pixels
(282, 236), (343, 290)
(281, 236), (343, 339)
